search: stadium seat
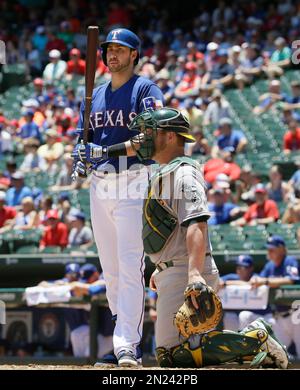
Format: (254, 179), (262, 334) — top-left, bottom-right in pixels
(40, 246), (62, 254)
(15, 245), (39, 254)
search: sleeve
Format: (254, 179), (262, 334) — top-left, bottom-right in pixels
(283, 133), (290, 150)
(77, 100), (94, 143)
(174, 165), (211, 227)
(59, 224), (69, 247)
(82, 227), (93, 243)
(259, 263), (271, 278)
(40, 229), (48, 247)
(20, 156), (30, 171)
(285, 259), (300, 283)
(66, 62), (71, 74)
(243, 206), (252, 223)
(235, 130), (246, 142)
(88, 284), (106, 295)
(68, 229), (75, 246)
(38, 156), (48, 171)
(9, 208), (17, 219)
(138, 83), (165, 113)
(221, 273), (240, 281)
(36, 126), (42, 143)
(290, 171), (299, 183)
(266, 201), (279, 220)
(217, 136), (223, 148)
(283, 47), (292, 60)
(271, 51), (279, 62)
(23, 187), (33, 198)
(226, 64), (235, 75)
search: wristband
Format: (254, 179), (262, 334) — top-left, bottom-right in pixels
(107, 142), (127, 158)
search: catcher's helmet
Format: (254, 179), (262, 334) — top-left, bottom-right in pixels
(100, 28), (141, 66)
(129, 107), (195, 142)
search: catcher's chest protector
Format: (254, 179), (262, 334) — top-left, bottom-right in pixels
(142, 157), (200, 254)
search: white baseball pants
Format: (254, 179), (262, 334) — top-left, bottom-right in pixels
(90, 168), (148, 357)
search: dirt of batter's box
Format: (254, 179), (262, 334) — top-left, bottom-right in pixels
(0, 364), (290, 370)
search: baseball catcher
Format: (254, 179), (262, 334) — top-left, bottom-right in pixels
(128, 107), (289, 369)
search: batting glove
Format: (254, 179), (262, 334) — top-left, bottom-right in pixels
(72, 142), (106, 164)
(71, 161), (86, 180)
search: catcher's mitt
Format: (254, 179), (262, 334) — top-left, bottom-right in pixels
(174, 282), (223, 338)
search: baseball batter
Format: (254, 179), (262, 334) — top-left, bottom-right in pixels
(72, 28), (164, 367)
(127, 107), (289, 369)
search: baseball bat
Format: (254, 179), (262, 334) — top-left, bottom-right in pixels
(82, 25), (99, 144)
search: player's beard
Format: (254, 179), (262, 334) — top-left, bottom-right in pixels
(108, 56), (132, 73)
(152, 135), (168, 160)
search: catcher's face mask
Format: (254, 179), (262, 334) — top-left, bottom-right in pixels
(129, 111), (158, 160)
(129, 108), (195, 161)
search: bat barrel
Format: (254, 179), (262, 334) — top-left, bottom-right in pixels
(83, 25), (99, 144)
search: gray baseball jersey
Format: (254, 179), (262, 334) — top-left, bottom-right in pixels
(148, 162), (216, 273)
(148, 161), (219, 349)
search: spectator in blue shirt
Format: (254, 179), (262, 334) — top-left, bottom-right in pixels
(212, 118), (248, 157)
(154, 69), (174, 105)
(251, 235), (300, 288)
(5, 171), (32, 207)
(234, 44), (263, 89)
(285, 81), (300, 106)
(32, 26), (48, 53)
(288, 166), (300, 193)
(208, 188), (239, 225)
(250, 235), (300, 357)
(220, 255), (273, 331)
(253, 79), (287, 115)
(18, 110), (42, 143)
(208, 49), (235, 88)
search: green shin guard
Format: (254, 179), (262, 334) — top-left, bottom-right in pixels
(170, 329), (268, 368)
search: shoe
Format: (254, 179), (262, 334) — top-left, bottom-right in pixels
(94, 352), (118, 367)
(242, 318), (289, 369)
(117, 349), (139, 367)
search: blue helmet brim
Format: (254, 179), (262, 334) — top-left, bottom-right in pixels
(100, 40), (137, 50)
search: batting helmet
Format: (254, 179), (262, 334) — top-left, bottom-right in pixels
(100, 28), (141, 66)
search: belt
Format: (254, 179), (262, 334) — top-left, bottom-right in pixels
(93, 168), (146, 178)
(156, 261), (174, 272)
(156, 253), (212, 273)
(92, 170), (123, 178)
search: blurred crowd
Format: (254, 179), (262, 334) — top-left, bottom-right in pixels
(1, 0), (300, 250)
(0, 5), (299, 251)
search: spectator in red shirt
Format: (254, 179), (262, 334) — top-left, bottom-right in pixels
(283, 120), (300, 154)
(45, 32), (67, 54)
(186, 41), (204, 63)
(174, 62), (202, 99)
(0, 171), (10, 190)
(0, 191), (17, 230)
(39, 209), (68, 251)
(231, 184), (279, 226)
(204, 146), (241, 184)
(66, 48), (86, 78)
